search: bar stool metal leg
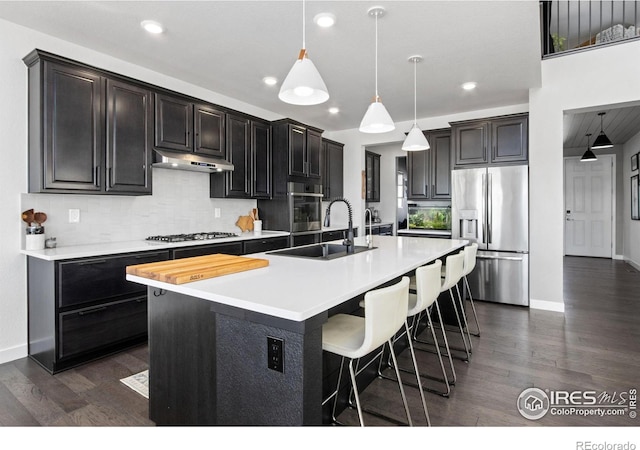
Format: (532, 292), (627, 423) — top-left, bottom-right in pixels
(464, 274), (481, 337)
(448, 287), (471, 361)
(455, 284), (474, 351)
(413, 299), (457, 385)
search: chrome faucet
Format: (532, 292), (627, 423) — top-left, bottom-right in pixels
(364, 208), (374, 248)
(323, 198), (354, 254)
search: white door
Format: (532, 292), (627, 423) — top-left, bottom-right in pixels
(564, 155), (613, 257)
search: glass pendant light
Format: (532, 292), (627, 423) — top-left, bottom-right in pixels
(279, 0), (329, 105)
(591, 112), (613, 149)
(581, 133), (597, 162)
(359, 6), (395, 133)
(402, 55), (430, 151)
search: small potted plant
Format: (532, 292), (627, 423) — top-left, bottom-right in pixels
(552, 33), (566, 52)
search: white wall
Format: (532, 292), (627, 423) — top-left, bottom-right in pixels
(0, 18), (282, 364)
(529, 40), (640, 312)
(623, 130), (640, 269)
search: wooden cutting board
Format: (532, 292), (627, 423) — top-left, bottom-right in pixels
(126, 253), (269, 285)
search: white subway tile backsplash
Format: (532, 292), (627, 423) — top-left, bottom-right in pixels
(20, 168), (257, 247)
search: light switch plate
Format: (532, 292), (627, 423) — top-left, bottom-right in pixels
(214, 208), (221, 218)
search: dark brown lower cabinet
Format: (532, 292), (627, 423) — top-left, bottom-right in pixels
(27, 236), (292, 374)
(27, 250), (170, 373)
(59, 296), (147, 359)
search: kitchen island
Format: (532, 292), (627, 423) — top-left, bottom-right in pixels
(126, 235), (467, 425)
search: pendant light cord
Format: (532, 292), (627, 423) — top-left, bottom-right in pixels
(374, 11), (379, 100)
(302, 0), (306, 50)
(413, 59), (417, 126)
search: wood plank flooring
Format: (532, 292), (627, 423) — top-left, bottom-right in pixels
(1, 256), (638, 428)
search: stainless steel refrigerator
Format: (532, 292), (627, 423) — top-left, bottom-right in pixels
(451, 165), (529, 306)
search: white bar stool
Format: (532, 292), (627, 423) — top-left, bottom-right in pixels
(462, 243), (481, 337)
(381, 260), (452, 396)
(322, 277), (429, 426)
(438, 252), (472, 361)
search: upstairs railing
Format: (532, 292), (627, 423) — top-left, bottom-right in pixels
(541, 0), (640, 57)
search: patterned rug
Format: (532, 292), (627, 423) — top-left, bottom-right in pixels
(120, 370), (149, 399)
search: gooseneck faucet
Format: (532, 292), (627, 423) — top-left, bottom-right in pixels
(364, 208), (374, 248)
(323, 198), (355, 253)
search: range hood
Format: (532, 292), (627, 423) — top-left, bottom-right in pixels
(152, 149), (233, 172)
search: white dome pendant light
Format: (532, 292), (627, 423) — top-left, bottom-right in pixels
(402, 56), (430, 151)
(359, 6), (395, 133)
(279, 0), (329, 105)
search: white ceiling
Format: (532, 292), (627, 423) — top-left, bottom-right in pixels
(0, 0), (542, 132)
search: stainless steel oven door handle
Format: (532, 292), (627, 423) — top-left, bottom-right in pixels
(289, 192), (324, 198)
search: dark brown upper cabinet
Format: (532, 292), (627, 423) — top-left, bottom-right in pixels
(271, 119), (324, 197)
(250, 119), (272, 199)
(407, 129), (452, 200)
(24, 50), (152, 195)
(365, 151), (381, 202)
(155, 93), (226, 158)
(210, 114), (271, 199)
(322, 138), (344, 201)
(452, 113), (528, 166)
(105, 79), (153, 194)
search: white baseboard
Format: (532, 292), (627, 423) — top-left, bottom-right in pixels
(529, 298), (565, 313)
(0, 344), (27, 365)
(624, 257), (640, 271)
(613, 254), (624, 260)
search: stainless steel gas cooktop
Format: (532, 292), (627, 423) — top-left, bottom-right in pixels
(145, 232), (238, 243)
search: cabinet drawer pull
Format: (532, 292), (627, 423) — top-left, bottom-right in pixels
(77, 259), (107, 266)
(135, 252), (165, 259)
(78, 306), (107, 316)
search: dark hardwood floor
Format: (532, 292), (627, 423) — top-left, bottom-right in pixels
(1, 256), (638, 428)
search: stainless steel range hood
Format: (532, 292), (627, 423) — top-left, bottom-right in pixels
(152, 149), (233, 172)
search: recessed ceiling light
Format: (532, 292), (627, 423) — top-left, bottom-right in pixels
(329, 107), (339, 114)
(263, 76), (278, 86)
(314, 13), (336, 28)
(462, 82), (477, 91)
(141, 20), (164, 34)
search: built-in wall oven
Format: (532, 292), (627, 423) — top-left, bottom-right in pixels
(289, 182), (322, 232)
(258, 182), (323, 245)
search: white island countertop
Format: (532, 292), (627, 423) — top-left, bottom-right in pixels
(126, 235), (467, 322)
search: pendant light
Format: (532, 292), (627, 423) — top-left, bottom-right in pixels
(591, 112), (613, 149)
(581, 133), (597, 162)
(402, 56), (430, 151)
(359, 6), (395, 133)
(279, 0), (329, 105)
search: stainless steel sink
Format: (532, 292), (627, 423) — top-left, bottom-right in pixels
(267, 243), (375, 260)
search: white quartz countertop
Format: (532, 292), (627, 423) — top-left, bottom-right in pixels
(20, 230), (291, 261)
(126, 235), (467, 322)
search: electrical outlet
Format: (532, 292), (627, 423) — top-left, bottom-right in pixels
(267, 337), (284, 373)
(214, 208), (221, 218)
(68, 209), (80, 223)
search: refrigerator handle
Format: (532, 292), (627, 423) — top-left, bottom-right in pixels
(481, 172), (487, 244)
(487, 173), (492, 244)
